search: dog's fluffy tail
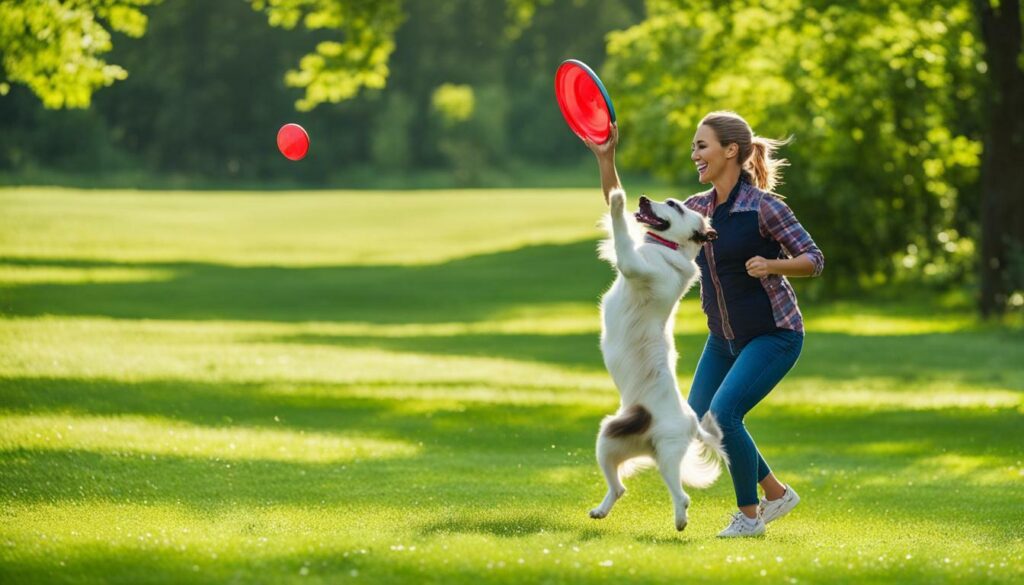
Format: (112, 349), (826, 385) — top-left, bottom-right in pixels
(681, 412), (730, 488)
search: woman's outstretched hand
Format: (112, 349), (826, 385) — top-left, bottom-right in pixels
(582, 123), (618, 160)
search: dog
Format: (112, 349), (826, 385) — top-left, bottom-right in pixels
(590, 187), (727, 531)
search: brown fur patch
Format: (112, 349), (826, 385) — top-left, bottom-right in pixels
(602, 404), (652, 438)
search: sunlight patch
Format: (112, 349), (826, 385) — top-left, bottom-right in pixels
(914, 453), (1020, 483)
(263, 382), (612, 408)
(857, 453), (1022, 486)
(0, 413), (420, 463)
(849, 441), (932, 456)
(0, 265), (177, 285)
(0, 317), (614, 387)
(805, 314), (976, 335)
(769, 381), (1021, 411)
(536, 465), (591, 485)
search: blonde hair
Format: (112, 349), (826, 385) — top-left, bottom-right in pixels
(699, 111), (791, 193)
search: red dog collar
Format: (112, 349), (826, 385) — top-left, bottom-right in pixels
(644, 231), (679, 250)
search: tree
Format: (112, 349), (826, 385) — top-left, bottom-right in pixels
(0, 0), (161, 108)
(971, 0), (1024, 317)
(603, 0), (998, 298)
(249, 0), (405, 111)
(1, 0), (563, 111)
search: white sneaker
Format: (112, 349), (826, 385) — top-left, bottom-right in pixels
(717, 512), (765, 538)
(759, 485), (800, 524)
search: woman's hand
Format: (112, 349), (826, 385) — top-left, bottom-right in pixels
(745, 256), (772, 278)
(582, 123), (618, 160)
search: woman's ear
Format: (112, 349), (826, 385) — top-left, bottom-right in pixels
(725, 143), (739, 159)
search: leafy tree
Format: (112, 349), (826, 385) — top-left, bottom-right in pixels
(249, 0), (405, 111)
(603, 0), (1007, 299)
(0, 0), (550, 112)
(0, 0), (161, 108)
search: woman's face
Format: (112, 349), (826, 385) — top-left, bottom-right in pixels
(691, 124), (738, 184)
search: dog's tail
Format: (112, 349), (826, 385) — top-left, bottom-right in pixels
(681, 412), (730, 488)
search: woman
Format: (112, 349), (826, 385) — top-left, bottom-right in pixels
(585, 111), (824, 538)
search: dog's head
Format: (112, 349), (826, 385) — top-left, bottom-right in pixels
(635, 195), (717, 255)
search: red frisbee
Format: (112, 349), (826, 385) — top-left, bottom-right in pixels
(554, 59), (617, 144)
(277, 123), (309, 161)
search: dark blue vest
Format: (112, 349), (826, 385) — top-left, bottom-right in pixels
(695, 179), (781, 344)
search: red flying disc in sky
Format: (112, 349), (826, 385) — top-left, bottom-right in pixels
(277, 123), (309, 161)
(554, 59), (617, 144)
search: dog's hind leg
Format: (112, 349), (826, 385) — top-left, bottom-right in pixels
(590, 434), (627, 519)
(654, 440), (691, 531)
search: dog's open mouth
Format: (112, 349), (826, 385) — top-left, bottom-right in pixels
(635, 198), (670, 231)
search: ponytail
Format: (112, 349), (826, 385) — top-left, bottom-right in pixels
(745, 135), (791, 193)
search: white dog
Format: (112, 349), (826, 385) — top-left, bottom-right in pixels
(590, 187), (727, 531)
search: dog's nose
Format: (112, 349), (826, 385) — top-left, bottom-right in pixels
(638, 195), (649, 204)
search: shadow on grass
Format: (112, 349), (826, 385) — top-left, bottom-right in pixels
(0, 239), (610, 324)
(422, 514), (561, 537)
(2, 376), (1021, 515)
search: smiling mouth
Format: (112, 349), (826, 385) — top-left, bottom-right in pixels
(635, 198), (670, 231)
(696, 162), (709, 175)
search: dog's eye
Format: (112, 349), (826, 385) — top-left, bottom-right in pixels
(667, 200), (681, 212)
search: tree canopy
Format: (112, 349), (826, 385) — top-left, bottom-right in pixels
(604, 0), (989, 290)
(0, 0), (161, 108)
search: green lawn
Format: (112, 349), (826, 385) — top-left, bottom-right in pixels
(1, 187), (1021, 584)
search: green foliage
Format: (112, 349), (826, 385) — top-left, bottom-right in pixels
(1, 0), (548, 113)
(250, 0), (406, 111)
(431, 84), (513, 186)
(0, 0), (161, 108)
(431, 83), (476, 126)
(504, 0), (554, 40)
(0, 0), (628, 182)
(605, 0), (987, 290)
(371, 91), (416, 170)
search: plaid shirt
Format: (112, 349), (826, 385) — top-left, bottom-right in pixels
(684, 180), (824, 339)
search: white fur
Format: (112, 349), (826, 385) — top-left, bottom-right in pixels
(589, 188), (729, 532)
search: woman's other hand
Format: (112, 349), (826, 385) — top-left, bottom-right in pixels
(745, 256), (772, 278)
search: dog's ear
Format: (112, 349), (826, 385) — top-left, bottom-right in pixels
(692, 228), (718, 244)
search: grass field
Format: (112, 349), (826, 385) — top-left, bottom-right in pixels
(1, 187), (1022, 584)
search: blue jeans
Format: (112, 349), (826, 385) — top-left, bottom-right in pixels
(687, 328), (803, 507)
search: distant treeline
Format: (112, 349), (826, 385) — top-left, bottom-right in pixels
(0, 0), (643, 187)
(3, 0), (1021, 307)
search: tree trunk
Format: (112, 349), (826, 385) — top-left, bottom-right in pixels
(973, 0), (1024, 317)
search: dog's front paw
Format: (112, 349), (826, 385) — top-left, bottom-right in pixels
(589, 507), (608, 520)
(609, 188), (625, 215)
